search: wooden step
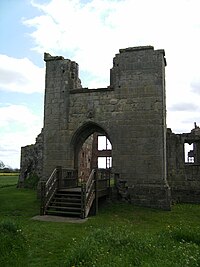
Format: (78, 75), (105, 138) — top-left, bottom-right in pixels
(55, 193), (81, 198)
(57, 191), (81, 194)
(49, 202), (81, 209)
(58, 188), (81, 192)
(54, 198), (81, 204)
(49, 204), (81, 208)
(51, 200), (81, 206)
(45, 186), (84, 218)
(54, 195), (81, 200)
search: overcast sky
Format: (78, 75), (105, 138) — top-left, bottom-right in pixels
(0, 0), (200, 168)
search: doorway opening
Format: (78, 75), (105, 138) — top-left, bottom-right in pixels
(72, 123), (112, 183)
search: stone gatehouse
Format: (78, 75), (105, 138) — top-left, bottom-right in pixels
(19, 46), (200, 209)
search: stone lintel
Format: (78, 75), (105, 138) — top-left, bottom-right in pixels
(70, 87), (114, 94)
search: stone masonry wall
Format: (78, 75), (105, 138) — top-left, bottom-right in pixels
(19, 47), (200, 207)
(18, 130), (43, 188)
(78, 135), (93, 182)
(167, 127), (200, 203)
(42, 46), (171, 209)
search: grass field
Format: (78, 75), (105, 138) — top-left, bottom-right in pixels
(0, 175), (200, 266)
(0, 173), (18, 188)
(0, 172), (19, 175)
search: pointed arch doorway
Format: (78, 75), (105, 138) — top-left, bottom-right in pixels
(71, 122), (112, 184)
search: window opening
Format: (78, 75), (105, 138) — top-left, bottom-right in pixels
(98, 136), (112, 150)
(98, 157), (112, 169)
(97, 135), (112, 169)
(185, 143), (194, 163)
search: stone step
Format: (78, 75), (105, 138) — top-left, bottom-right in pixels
(48, 205), (81, 211)
(46, 210), (81, 217)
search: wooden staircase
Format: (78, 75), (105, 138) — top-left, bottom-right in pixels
(40, 167), (111, 219)
(46, 188), (82, 217)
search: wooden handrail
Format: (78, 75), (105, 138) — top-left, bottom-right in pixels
(45, 168), (57, 193)
(81, 168), (112, 218)
(86, 169), (95, 192)
(40, 168), (58, 215)
(81, 169), (96, 218)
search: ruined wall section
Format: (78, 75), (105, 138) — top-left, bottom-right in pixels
(167, 128), (200, 203)
(110, 46), (167, 181)
(109, 47), (170, 209)
(78, 135), (94, 182)
(43, 53), (82, 179)
(18, 131), (43, 188)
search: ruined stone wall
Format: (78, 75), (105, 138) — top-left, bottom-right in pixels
(42, 46), (170, 209)
(19, 46), (200, 208)
(78, 135), (93, 182)
(18, 130), (43, 188)
(42, 53), (82, 181)
(167, 127), (200, 203)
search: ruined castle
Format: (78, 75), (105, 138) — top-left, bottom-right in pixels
(18, 46), (200, 210)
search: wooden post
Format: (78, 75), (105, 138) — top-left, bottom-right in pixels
(107, 170), (111, 198)
(75, 169), (78, 187)
(40, 181), (45, 215)
(108, 169), (111, 188)
(114, 173), (119, 187)
(81, 183), (86, 218)
(95, 169), (98, 215)
(56, 166), (62, 188)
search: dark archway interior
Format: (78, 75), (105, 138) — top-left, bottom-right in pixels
(71, 122), (112, 174)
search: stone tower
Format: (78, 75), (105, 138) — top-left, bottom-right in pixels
(42, 46), (171, 210)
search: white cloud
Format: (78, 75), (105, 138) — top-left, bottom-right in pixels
(2, 0), (199, 167)
(167, 110), (199, 134)
(0, 54), (45, 94)
(22, 0), (200, 133)
(0, 104), (42, 168)
(168, 103), (199, 112)
(191, 76), (200, 94)
(0, 104), (40, 128)
(26, 5), (200, 76)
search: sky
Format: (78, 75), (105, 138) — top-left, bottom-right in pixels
(0, 0), (200, 168)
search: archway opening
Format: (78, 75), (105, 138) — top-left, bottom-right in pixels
(71, 123), (112, 183)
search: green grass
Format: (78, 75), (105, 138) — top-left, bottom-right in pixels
(0, 172), (19, 176)
(0, 220), (28, 266)
(0, 175), (200, 266)
(0, 174), (18, 188)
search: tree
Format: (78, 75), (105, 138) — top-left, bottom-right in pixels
(0, 160), (5, 169)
